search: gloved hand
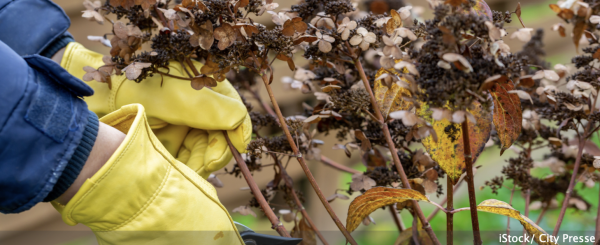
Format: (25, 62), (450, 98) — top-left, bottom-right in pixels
(59, 42), (252, 179)
(52, 104), (244, 245)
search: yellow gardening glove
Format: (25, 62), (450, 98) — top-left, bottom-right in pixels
(52, 104), (243, 245)
(60, 42), (252, 178)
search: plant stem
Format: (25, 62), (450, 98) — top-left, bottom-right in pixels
(390, 205), (405, 232)
(185, 58), (200, 76)
(353, 58), (440, 245)
(536, 204), (549, 224)
(428, 177), (465, 221)
(508, 186), (515, 245)
(223, 131), (290, 237)
(461, 120), (482, 245)
(320, 155), (361, 174)
(447, 177), (454, 245)
(553, 136), (587, 236)
(259, 73), (358, 245)
(273, 155), (329, 245)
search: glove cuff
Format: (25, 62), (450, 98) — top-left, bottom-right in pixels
(44, 111), (99, 202)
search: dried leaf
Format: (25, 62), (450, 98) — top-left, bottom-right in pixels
(198, 20), (214, 50)
(123, 62), (151, 80)
(232, 205), (257, 217)
(355, 130), (372, 152)
(292, 218), (317, 245)
(477, 199), (557, 245)
(346, 187), (429, 232)
(362, 148), (387, 171)
(419, 101), (492, 184)
(374, 68), (413, 119)
(350, 173), (377, 192)
(191, 75), (217, 90)
(213, 23), (236, 50)
(489, 78), (522, 155)
(386, 9), (403, 35)
(282, 17), (307, 37)
(507, 90), (533, 104)
(327, 193), (350, 202)
(514, 2), (525, 28)
(573, 20), (587, 51)
(549, 4), (561, 13)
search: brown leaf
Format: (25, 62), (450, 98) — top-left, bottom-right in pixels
(559, 9), (575, 20)
(355, 130), (372, 152)
(362, 148), (387, 171)
(439, 26), (456, 45)
(213, 23), (236, 50)
(198, 20), (215, 50)
(234, 0), (249, 9)
(294, 35), (318, 45)
(374, 68), (413, 120)
(549, 4), (561, 13)
(593, 49), (600, 60)
(490, 78), (522, 155)
(515, 2), (525, 28)
(477, 199), (557, 245)
(385, 9), (402, 35)
(232, 205), (257, 217)
(282, 17), (307, 37)
(191, 75), (217, 90)
(346, 187), (429, 232)
(291, 218), (317, 245)
(419, 101), (492, 184)
(276, 53), (295, 71)
(518, 75), (535, 88)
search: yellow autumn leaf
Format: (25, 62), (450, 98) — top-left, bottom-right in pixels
(419, 101), (492, 184)
(374, 68), (413, 119)
(346, 187), (429, 232)
(477, 199), (557, 245)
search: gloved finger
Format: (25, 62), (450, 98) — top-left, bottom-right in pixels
(199, 130), (232, 179)
(175, 128), (208, 173)
(151, 124), (190, 157)
(226, 114), (253, 153)
(115, 61), (248, 131)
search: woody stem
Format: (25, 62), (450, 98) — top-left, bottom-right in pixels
(273, 155), (329, 245)
(461, 120), (482, 245)
(259, 71), (358, 245)
(223, 132), (289, 237)
(447, 177), (454, 245)
(352, 53), (440, 245)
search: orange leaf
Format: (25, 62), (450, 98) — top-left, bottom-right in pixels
(346, 187), (429, 232)
(282, 17), (307, 37)
(549, 4), (561, 13)
(386, 9), (402, 35)
(490, 78), (522, 155)
(419, 101), (492, 184)
(573, 20), (587, 51)
(374, 68), (413, 119)
(291, 217), (317, 245)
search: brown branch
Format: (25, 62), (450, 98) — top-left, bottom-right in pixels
(461, 120), (482, 245)
(223, 131), (290, 237)
(352, 55), (441, 245)
(553, 135), (587, 236)
(536, 204), (549, 225)
(427, 176), (465, 221)
(273, 154), (329, 245)
(447, 177), (454, 245)
(508, 186), (515, 245)
(185, 58), (201, 76)
(259, 71), (358, 245)
(320, 155), (361, 174)
(390, 204), (405, 232)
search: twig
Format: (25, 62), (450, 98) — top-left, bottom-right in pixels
(508, 186), (515, 245)
(461, 120), (482, 245)
(390, 204), (405, 232)
(536, 204), (549, 225)
(223, 131), (290, 237)
(596, 191), (600, 240)
(522, 143), (532, 245)
(259, 70), (359, 245)
(320, 155), (361, 174)
(273, 155), (329, 245)
(185, 58), (201, 76)
(427, 176), (465, 221)
(447, 177), (454, 245)
(352, 55), (440, 245)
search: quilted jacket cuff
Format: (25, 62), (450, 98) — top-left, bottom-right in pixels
(44, 111), (98, 202)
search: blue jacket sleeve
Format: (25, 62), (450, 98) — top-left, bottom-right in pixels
(0, 40), (99, 214)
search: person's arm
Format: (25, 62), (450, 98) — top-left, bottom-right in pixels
(0, 39), (121, 213)
(55, 121), (125, 205)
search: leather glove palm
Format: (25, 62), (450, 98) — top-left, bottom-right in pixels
(53, 104), (244, 245)
(60, 42), (251, 178)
